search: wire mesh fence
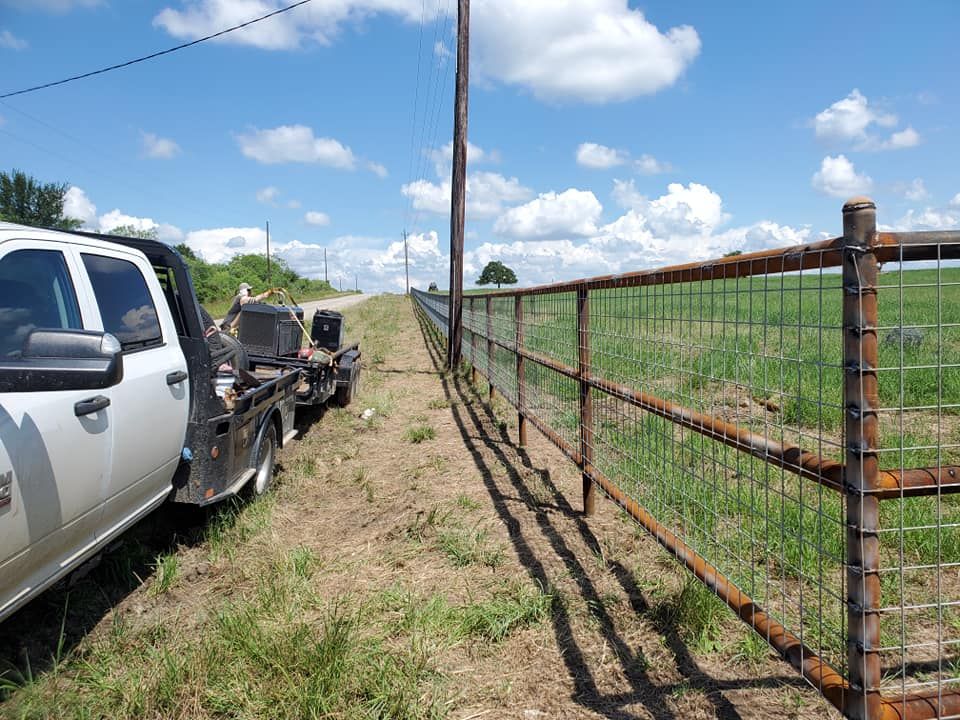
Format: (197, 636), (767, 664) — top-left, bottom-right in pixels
(411, 199), (960, 719)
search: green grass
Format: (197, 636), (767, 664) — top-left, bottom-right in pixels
(427, 266), (960, 676)
(405, 424), (436, 444)
(150, 552), (179, 596)
(436, 526), (505, 569)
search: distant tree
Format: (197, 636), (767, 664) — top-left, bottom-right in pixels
(723, 250), (743, 257)
(476, 260), (517, 289)
(174, 243), (199, 261)
(428, 282), (439, 292)
(0, 169), (82, 229)
(107, 224), (158, 240)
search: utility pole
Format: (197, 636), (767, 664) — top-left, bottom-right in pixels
(355, 274), (358, 292)
(324, 248), (328, 284)
(447, 0), (469, 370)
(403, 230), (410, 295)
(339, 276), (342, 292)
(265, 220), (271, 285)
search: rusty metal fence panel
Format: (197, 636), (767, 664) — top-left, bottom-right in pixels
(410, 199), (960, 720)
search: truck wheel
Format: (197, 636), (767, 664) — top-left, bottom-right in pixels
(335, 364), (360, 407)
(252, 423), (277, 495)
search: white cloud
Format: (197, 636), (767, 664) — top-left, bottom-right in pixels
(0, 0), (101, 12)
(141, 131), (181, 159)
(898, 178), (928, 202)
(812, 89), (920, 151)
(894, 206), (960, 232)
(185, 227), (268, 264)
(304, 211), (330, 226)
(576, 142), (627, 169)
(610, 180), (726, 235)
(256, 186), (280, 205)
(494, 188), (602, 240)
(286, 199), (301, 209)
(367, 161), (388, 178)
(950, 194), (960, 208)
(63, 186), (97, 226)
(156, 0), (699, 104)
(98, 209), (183, 242)
(884, 127), (920, 150)
(471, 0), (700, 103)
(236, 125), (357, 168)
(0, 29), (28, 50)
(402, 171), (532, 218)
(635, 154), (671, 175)
(811, 155), (873, 198)
(434, 40), (450, 61)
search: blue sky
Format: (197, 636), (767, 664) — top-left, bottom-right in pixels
(1, 0), (958, 292)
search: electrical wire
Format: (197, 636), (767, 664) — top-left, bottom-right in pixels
(0, 0), (314, 99)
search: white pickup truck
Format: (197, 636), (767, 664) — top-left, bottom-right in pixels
(0, 223), (306, 623)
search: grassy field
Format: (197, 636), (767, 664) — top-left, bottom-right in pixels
(447, 265), (960, 691)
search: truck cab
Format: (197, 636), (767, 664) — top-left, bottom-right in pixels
(0, 223), (189, 620)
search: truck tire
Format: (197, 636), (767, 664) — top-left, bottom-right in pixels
(252, 423), (277, 496)
(335, 363), (360, 407)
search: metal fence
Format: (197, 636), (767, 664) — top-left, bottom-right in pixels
(411, 198), (960, 720)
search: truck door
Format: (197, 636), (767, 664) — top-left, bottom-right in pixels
(77, 250), (188, 537)
(0, 244), (112, 618)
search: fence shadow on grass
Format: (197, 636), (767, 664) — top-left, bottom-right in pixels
(414, 307), (810, 720)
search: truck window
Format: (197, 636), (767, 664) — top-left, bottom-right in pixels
(0, 249), (82, 358)
(81, 254), (163, 351)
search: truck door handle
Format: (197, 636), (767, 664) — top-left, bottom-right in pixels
(166, 370), (188, 385)
(75, 395), (110, 417)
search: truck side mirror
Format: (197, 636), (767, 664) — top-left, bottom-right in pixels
(0, 329), (124, 393)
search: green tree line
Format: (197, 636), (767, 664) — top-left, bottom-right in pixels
(173, 244), (334, 304)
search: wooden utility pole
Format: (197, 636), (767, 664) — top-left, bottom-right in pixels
(447, 0), (469, 370)
(265, 220), (271, 285)
(324, 247), (328, 283)
(403, 230), (410, 295)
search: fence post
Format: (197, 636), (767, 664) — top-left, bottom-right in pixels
(515, 294), (527, 447)
(486, 295), (494, 402)
(842, 197), (881, 720)
(470, 297), (478, 385)
(578, 284), (596, 516)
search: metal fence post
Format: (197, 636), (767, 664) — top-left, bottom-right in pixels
(516, 294), (527, 447)
(486, 295), (494, 402)
(578, 284), (596, 516)
(470, 297), (478, 384)
(842, 197), (881, 720)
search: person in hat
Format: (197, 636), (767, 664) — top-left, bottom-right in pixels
(220, 282), (277, 331)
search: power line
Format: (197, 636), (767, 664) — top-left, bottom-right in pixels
(0, 0), (314, 99)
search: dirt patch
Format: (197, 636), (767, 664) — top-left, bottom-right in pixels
(0, 295), (834, 720)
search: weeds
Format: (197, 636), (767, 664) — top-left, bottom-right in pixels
(437, 526), (504, 569)
(150, 553), (179, 596)
(405, 424), (436, 444)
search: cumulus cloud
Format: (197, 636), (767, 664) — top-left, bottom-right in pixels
(98, 209), (184, 242)
(894, 207), (960, 232)
(897, 178), (928, 202)
(428, 140), (498, 176)
(141, 131), (181, 159)
(237, 125), (357, 168)
(367, 161), (388, 178)
(576, 142), (627, 169)
(951, 194), (960, 208)
(494, 189), (603, 240)
(812, 89), (920, 151)
(811, 155), (873, 198)
(609, 180), (726, 235)
(402, 171), (532, 218)
(155, 0), (699, 104)
(256, 186), (280, 205)
(63, 186), (97, 226)
(304, 211), (330, 226)
(577, 143), (670, 174)
(0, 29), (28, 49)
